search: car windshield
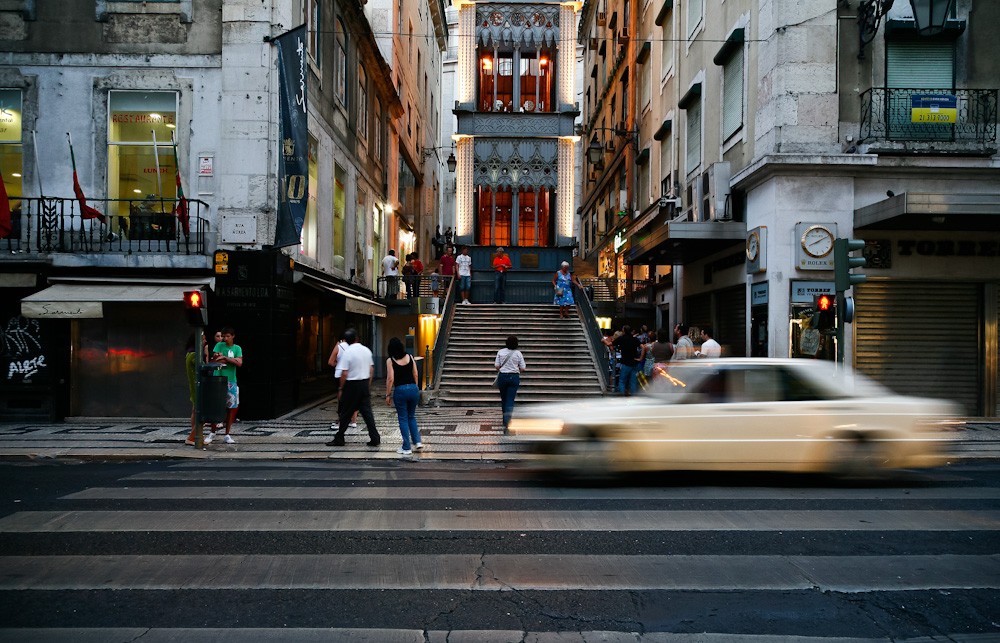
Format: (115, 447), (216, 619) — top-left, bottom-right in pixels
(643, 361), (891, 404)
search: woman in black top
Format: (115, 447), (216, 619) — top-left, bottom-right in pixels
(385, 337), (423, 455)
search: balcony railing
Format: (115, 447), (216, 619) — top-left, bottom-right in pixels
(859, 87), (998, 152)
(0, 196), (211, 255)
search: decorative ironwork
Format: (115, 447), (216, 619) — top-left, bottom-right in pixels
(857, 0), (894, 60)
(0, 196), (210, 255)
(475, 3), (560, 48)
(473, 138), (558, 188)
(859, 87), (998, 151)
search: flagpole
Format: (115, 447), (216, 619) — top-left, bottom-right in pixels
(170, 131), (190, 238)
(151, 129), (164, 202)
(32, 130), (44, 197)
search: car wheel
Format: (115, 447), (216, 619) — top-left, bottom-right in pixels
(827, 433), (887, 480)
(558, 434), (615, 484)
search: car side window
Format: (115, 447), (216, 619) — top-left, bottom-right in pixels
(777, 368), (827, 401)
(684, 370), (728, 403)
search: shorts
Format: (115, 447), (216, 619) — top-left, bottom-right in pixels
(459, 275), (472, 292)
(226, 382), (240, 409)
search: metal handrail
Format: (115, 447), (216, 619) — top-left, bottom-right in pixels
(576, 285), (610, 391)
(376, 274), (454, 300)
(0, 196), (211, 255)
(578, 277), (655, 303)
(429, 274), (459, 391)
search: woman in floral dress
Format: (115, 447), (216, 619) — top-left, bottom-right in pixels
(552, 261), (582, 318)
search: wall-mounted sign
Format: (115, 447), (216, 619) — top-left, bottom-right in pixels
(790, 280), (835, 303)
(220, 215), (257, 245)
(198, 155), (215, 177)
(751, 281), (768, 306)
(613, 231), (627, 253)
(911, 94), (957, 124)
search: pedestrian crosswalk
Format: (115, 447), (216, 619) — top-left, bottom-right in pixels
(0, 461), (998, 641)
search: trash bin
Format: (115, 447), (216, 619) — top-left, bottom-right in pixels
(198, 366), (228, 424)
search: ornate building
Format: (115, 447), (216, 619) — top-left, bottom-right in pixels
(452, 0), (580, 249)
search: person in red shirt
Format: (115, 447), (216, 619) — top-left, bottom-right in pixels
(411, 253), (424, 297)
(438, 245), (456, 294)
(492, 246), (512, 304)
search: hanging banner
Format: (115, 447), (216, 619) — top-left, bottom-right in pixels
(273, 25), (309, 248)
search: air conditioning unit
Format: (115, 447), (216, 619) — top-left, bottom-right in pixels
(596, 11), (607, 25)
(699, 162), (732, 221)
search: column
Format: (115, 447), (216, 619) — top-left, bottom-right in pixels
(557, 137), (575, 244)
(454, 137), (475, 242)
(457, 4), (477, 105)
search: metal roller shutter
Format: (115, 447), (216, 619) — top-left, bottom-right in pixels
(715, 284), (746, 357)
(854, 281), (980, 415)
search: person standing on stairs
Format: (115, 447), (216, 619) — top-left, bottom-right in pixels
(492, 246), (512, 304)
(552, 261), (582, 318)
(456, 245), (473, 304)
(495, 335), (527, 432)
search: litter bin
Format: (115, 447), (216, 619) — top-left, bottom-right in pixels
(199, 364), (228, 424)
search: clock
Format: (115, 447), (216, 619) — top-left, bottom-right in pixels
(801, 225), (835, 258)
(746, 230), (760, 261)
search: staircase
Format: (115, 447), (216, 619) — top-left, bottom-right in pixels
(434, 303), (607, 405)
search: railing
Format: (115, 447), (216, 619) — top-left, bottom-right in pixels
(376, 275), (455, 300)
(579, 278), (655, 304)
(428, 275), (459, 391)
(859, 87), (998, 149)
(576, 285), (611, 391)
(0, 196), (211, 255)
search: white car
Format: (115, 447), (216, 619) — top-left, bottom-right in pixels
(509, 359), (962, 477)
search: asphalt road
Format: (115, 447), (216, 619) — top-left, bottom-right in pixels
(0, 459), (998, 642)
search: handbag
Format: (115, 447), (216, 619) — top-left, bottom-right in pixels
(554, 287), (565, 297)
(493, 351), (515, 386)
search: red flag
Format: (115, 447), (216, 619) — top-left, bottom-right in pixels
(173, 169), (189, 237)
(72, 170), (107, 223)
(0, 170), (11, 239)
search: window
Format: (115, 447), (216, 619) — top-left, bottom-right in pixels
(107, 91), (178, 221)
(355, 188), (367, 282)
(660, 12), (673, 79)
(0, 89), (23, 211)
(640, 60), (651, 112)
(333, 164), (347, 270)
(335, 19), (348, 107)
(301, 134), (318, 258)
(686, 0), (702, 38)
(685, 99), (701, 175)
(721, 46), (744, 141)
(886, 38), (956, 140)
(373, 98), (383, 160)
(358, 65), (369, 141)
(305, 0), (320, 64)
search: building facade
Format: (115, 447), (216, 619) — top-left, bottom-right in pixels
(0, 0), (410, 420)
(580, 0), (1000, 415)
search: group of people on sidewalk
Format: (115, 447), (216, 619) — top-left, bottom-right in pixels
(185, 327), (243, 446)
(604, 322), (722, 396)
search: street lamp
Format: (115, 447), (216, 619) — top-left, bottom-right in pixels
(446, 152), (457, 173)
(586, 127), (640, 166)
(910, 0), (955, 36)
(587, 138), (603, 165)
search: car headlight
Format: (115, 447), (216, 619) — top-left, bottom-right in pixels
(507, 418), (565, 436)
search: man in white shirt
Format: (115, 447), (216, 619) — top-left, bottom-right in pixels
(326, 333), (357, 432)
(455, 245), (473, 304)
(326, 328), (380, 448)
(381, 249), (400, 299)
(698, 326), (722, 358)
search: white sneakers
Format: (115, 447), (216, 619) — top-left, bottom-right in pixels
(461, 299), (470, 305)
(330, 422), (358, 430)
(223, 434), (236, 444)
(397, 447), (412, 455)
(414, 443), (424, 450)
(203, 432), (235, 445)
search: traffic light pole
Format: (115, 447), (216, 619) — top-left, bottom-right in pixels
(193, 326), (204, 448)
(835, 293), (846, 366)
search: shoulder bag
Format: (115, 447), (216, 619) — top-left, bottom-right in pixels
(492, 351), (515, 387)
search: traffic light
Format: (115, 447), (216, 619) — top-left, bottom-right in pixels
(183, 290), (208, 326)
(813, 294), (835, 330)
(834, 238), (867, 293)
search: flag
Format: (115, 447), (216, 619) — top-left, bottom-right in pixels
(72, 170), (107, 223)
(0, 170), (11, 239)
(173, 168), (189, 237)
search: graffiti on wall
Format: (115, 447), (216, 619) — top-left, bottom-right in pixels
(1, 316), (48, 383)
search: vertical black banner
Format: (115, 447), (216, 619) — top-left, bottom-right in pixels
(273, 25), (308, 248)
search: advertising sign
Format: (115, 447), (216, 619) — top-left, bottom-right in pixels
(910, 94), (957, 124)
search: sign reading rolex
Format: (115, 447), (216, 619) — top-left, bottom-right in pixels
(272, 25), (309, 248)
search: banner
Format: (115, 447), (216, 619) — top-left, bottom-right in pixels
(273, 25), (309, 248)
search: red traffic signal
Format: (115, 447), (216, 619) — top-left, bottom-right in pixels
(815, 294), (833, 312)
(183, 290), (208, 326)
(813, 294), (835, 330)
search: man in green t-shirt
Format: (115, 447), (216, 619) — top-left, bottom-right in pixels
(205, 326), (243, 444)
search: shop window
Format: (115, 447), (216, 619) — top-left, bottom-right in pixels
(0, 89), (23, 218)
(107, 90), (178, 229)
(301, 134), (318, 258)
(333, 164), (347, 270)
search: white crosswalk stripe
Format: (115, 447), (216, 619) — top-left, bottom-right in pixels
(1, 462), (998, 641)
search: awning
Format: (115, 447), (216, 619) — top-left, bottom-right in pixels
(855, 192), (1000, 231)
(21, 278), (213, 319)
(626, 220), (746, 265)
(299, 274), (387, 318)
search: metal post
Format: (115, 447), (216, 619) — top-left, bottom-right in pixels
(835, 293), (846, 367)
(194, 326), (204, 447)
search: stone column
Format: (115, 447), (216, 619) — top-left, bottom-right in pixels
(454, 137), (475, 242)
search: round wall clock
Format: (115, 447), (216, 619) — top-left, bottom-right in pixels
(801, 225), (834, 258)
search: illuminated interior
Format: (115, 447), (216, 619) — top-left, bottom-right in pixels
(478, 46), (555, 113)
(477, 185), (552, 246)
(0, 89), (23, 215)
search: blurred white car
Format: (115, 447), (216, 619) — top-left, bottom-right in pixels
(509, 359), (962, 477)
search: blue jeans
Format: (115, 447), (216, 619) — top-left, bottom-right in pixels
(497, 372), (520, 429)
(618, 363), (639, 395)
(459, 275), (471, 295)
(494, 271), (507, 303)
(392, 383), (421, 449)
